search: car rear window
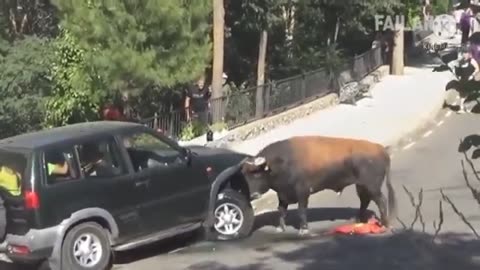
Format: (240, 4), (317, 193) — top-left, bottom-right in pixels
(0, 149), (28, 196)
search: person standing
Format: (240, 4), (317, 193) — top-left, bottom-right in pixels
(220, 72), (231, 122)
(461, 7), (474, 44)
(422, 0), (433, 24)
(184, 76), (212, 128)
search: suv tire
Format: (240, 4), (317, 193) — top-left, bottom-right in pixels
(61, 222), (111, 270)
(206, 189), (254, 241)
(0, 196), (6, 242)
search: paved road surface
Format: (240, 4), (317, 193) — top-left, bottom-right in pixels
(3, 109), (480, 269)
(110, 109), (480, 270)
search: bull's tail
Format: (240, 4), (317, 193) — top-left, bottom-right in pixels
(385, 162), (397, 225)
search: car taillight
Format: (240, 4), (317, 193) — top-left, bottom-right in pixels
(8, 245), (30, 255)
(24, 191), (39, 209)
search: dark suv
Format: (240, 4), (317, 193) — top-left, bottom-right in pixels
(0, 121), (255, 270)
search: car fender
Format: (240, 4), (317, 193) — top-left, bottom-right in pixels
(47, 208), (119, 270)
(204, 158), (248, 228)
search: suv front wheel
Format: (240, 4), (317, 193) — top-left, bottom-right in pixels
(206, 189), (254, 241)
(61, 222), (112, 270)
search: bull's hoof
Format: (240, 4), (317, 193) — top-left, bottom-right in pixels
(275, 226), (286, 233)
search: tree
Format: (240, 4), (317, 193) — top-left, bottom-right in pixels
(44, 30), (103, 127)
(0, 37), (54, 138)
(212, 0), (225, 123)
(0, 1), (59, 138)
(227, 0), (283, 117)
(390, 0), (423, 75)
(0, 0), (58, 40)
(51, 0), (212, 95)
(391, 25), (405, 75)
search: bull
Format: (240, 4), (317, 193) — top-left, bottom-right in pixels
(241, 135), (397, 236)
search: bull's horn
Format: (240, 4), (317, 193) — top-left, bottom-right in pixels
(254, 156), (266, 166)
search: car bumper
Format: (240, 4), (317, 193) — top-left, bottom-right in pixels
(0, 225), (59, 263)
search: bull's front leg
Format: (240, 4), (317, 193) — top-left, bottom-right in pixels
(297, 194), (310, 236)
(276, 197), (288, 233)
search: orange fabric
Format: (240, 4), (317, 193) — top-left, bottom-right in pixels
(331, 218), (386, 235)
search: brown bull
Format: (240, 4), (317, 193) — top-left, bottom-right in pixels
(241, 135), (397, 236)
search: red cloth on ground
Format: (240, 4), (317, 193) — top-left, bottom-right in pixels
(330, 218), (386, 235)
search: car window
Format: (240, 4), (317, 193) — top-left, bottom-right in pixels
(44, 147), (80, 185)
(77, 138), (127, 178)
(124, 132), (171, 150)
(122, 131), (182, 172)
(0, 149), (28, 196)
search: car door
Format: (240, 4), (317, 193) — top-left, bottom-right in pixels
(38, 137), (149, 244)
(119, 129), (211, 234)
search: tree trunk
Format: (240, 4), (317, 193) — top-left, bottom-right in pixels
(256, 30), (268, 118)
(333, 17), (340, 44)
(212, 0), (225, 123)
(283, 1), (295, 59)
(391, 25), (404, 75)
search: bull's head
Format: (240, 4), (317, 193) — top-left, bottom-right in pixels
(241, 156), (271, 200)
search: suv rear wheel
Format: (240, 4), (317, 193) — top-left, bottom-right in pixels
(0, 196), (6, 242)
(206, 189), (254, 241)
(61, 222), (111, 270)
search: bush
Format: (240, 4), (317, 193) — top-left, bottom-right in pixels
(224, 82), (255, 126)
(44, 30), (103, 127)
(179, 120), (208, 141)
(0, 37), (54, 139)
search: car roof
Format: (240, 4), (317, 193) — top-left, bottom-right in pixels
(0, 121), (144, 150)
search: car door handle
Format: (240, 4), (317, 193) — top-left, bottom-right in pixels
(135, 180), (149, 188)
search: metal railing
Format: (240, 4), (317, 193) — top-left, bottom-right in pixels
(140, 46), (383, 140)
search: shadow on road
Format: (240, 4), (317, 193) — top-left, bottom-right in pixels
(184, 231), (480, 270)
(253, 207), (375, 231)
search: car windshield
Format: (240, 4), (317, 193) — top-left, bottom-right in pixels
(0, 149), (28, 196)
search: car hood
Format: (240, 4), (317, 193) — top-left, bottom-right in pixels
(186, 145), (250, 176)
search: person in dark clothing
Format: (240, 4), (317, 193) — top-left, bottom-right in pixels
(460, 7), (473, 44)
(448, 45), (480, 113)
(184, 76), (212, 127)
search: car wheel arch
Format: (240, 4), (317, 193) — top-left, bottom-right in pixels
(205, 165), (251, 228)
(47, 208), (119, 270)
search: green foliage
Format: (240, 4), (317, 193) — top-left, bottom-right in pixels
(51, 0), (212, 93)
(0, 36), (54, 139)
(224, 82), (255, 126)
(431, 0), (450, 15)
(179, 121), (207, 141)
(44, 30), (102, 127)
(401, 0), (422, 28)
(210, 121), (228, 132)
(0, 0), (59, 40)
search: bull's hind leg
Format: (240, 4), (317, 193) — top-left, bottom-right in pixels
(276, 197), (288, 233)
(371, 192), (389, 227)
(355, 184), (372, 223)
(297, 195), (310, 236)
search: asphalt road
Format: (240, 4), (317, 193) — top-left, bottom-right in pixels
(3, 108), (480, 270)
(110, 109), (480, 270)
